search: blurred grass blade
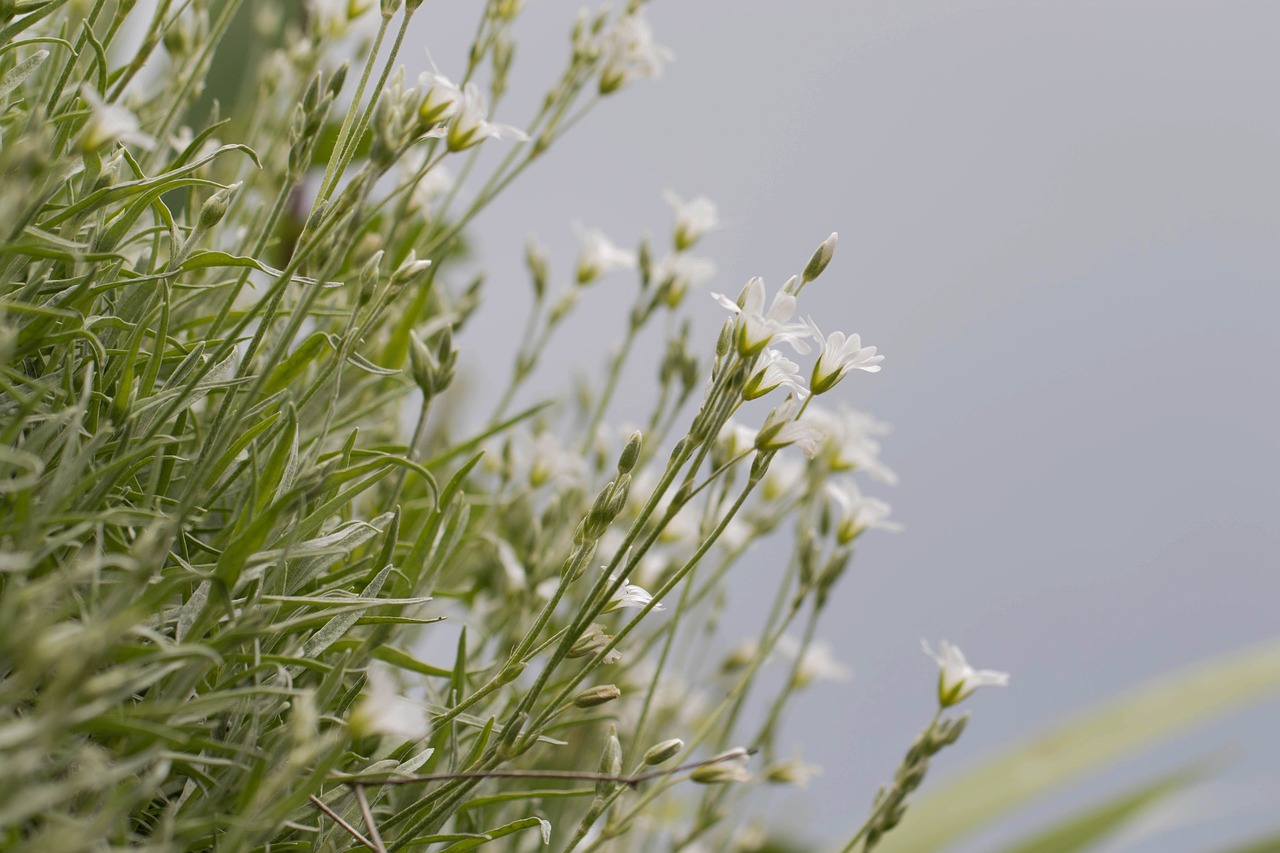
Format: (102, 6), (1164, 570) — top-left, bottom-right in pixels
(993, 761), (1210, 853)
(880, 641), (1280, 853)
(1216, 833), (1280, 853)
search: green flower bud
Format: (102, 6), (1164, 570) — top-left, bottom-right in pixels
(573, 684), (621, 708)
(802, 232), (838, 283)
(642, 738), (684, 766)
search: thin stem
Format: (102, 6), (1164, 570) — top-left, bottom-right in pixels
(315, 13), (392, 205)
(331, 749), (754, 789)
(353, 785), (387, 853)
(310, 794), (377, 851)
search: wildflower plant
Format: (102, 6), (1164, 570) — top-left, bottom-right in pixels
(0, 2), (1011, 852)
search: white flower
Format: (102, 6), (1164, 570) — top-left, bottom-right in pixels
(713, 277), (811, 357)
(408, 162), (454, 215)
(350, 666), (430, 741)
(764, 757), (823, 788)
(417, 65), (463, 125)
(690, 748), (752, 784)
(80, 86), (155, 152)
(762, 453), (805, 501)
(491, 537), (527, 590)
(777, 636), (852, 687)
(654, 253), (716, 306)
(446, 82), (529, 152)
(598, 11), (673, 94)
(664, 190), (718, 250)
(825, 479), (902, 542)
(527, 430), (586, 487)
(604, 578), (665, 613)
(568, 623), (623, 664)
(806, 318), (883, 394)
(808, 405), (898, 484)
(742, 347), (808, 401)
(756, 398), (826, 458)
(717, 419), (760, 458)
(763, 420), (825, 458)
(922, 640), (1009, 707)
(573, 223), (636, 284)
(309, 0), (373, 39)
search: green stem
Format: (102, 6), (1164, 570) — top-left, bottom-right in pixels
(315, 13), (392, 205)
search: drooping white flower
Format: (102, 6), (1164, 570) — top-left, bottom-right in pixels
(764, 757), (823, 788)
(742, 347), (808, 401)
(491, 537), (528, 590)
(598, 11), (673, 94)
(690, 748), (753, 784)
(446, 82), (529, 152)
(755, 397), (826, 458)
(653, 253), (716, 306)
(309, 0), (373, 40)
(922, 640), (1009, 707)
(825, 479), (902, 542)
(808, 405), (898, 484)
(349, 666), (430, 741)
(527, 429), (587, 487)
(663, 190), (719, 250)
(763, 420), (825, 458)
(79, 86), (155, 152)
(717, 419), (760, 458)
(806, 317), (883, 394)
(604, 578), (665, 613)
(713, 277), (811, 357)
(568, 623), (623, 664)
(762, 453), (805, 501)
(573, 223), (636, 284)
(777, 635), (852, 687)
(399, 151), (454, 215)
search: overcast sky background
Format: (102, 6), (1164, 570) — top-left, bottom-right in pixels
(400, 2), (1280, 850)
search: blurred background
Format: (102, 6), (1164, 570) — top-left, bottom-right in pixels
(395, 2), (1280, 850)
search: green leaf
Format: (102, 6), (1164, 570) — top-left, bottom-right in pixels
(458, 788), (594, 812)
(0, 47), (48, 98)
(373, 645), (453, 679)
(432, 816), (552, 851)
(178, 250), (341, 287)
(880, 641), (1280, 853)
(299, 564), (393, 658)
(993, 761), (1210, 853)
(345, 349), (399, 375)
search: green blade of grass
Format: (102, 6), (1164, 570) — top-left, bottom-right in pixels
(880, 641), (1280, 853)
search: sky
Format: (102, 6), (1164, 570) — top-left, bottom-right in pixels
(402, 2), (1280, 850)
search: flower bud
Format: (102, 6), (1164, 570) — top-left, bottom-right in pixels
(568, 624), (619, 661)
(573, 684), (621, 708)
(496, 661), (527, 686)
(643, 738), (684, 765)
(596, 725), (623, 796)
(328, 61), (349, 97)
(497, 712), (528, 760)
(715, 316), (735, 359)
(617, 431), (642, 474)
(408, 331), (439, 396)
(358, 249), (385, 304)
(802, 232), (838, 283)
(525, 240), (549, 301)
(197, 181), (240, 231)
